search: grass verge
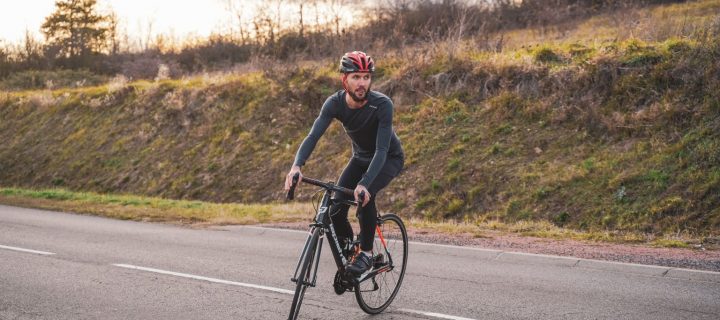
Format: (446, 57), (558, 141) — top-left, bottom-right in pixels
(406, 218), (696, 248)
(0, 186), (701, 248)
(0, 187), (312, 225)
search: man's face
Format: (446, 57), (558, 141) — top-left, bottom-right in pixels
(345, 72), (372, 101)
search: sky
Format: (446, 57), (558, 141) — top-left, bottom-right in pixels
(0, 0), (237, 45)
(0, 0), (362, 48)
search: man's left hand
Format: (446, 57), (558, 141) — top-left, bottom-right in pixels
(354, 185), (370, 207)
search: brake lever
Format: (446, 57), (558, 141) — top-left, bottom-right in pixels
(356, 191), (366, 207)
(287, 173), (299, 200)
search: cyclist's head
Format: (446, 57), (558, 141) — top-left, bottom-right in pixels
(340, 51), (374, 103)
(340, 51), (375, 74)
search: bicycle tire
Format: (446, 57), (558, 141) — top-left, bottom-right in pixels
(355, 214), (408, 314)
(288, 228), (320, 320)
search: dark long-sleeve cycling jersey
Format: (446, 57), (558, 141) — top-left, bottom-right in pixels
(293, 90), (404, 187)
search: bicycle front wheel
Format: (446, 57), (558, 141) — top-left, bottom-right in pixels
(355, 214), (408, 314)
(288, 227), (320, 320)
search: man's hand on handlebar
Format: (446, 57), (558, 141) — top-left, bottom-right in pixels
(285, 165), (303, 191)
(284, 170), (366, 205)
(354, 185), (370, 207)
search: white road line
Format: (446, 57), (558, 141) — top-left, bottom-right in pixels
(112, 264), (294, 295)
(399, 308), (476, 320)
(0, 244), (55, 255)
(113, 263), (476, 319)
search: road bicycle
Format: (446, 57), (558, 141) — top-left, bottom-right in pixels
(286, 173), (408, 319)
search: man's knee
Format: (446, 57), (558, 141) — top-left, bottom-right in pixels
(367, 172), (396, 197)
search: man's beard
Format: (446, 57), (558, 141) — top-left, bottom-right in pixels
(348, 83), (371, 102)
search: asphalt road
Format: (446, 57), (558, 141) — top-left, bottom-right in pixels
(1, 204), (719, 320)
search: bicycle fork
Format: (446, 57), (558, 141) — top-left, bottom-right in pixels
(291, 227), (323, 287)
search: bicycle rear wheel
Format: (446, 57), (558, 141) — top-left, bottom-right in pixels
(288, 228), (320, 320)
(355, 214), (408, 314)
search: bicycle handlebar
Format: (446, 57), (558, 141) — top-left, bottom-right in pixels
(286, 173), (364, 203)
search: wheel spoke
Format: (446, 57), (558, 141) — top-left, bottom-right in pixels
(355, 214), (407, 314)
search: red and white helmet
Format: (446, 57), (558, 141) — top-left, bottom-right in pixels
(339, 51), (375, 73)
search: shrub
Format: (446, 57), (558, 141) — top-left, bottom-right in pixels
(553, 212), (570, 226)
(533, 47), (562, 63)
(447, 198), (465, 214)
(0, 69), (106, 90)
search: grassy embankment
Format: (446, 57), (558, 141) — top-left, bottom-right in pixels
(1, 0), (719, 247)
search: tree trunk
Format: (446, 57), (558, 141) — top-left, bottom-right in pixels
(299, 3), (304, 38)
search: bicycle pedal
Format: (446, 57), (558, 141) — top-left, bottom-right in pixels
(333, 280), (346, 295)
(334, 271), (352, 295)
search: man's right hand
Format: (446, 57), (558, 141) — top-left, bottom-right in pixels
(284, 165), (303, 191)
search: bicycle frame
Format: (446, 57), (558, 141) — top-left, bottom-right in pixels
(287, 174), (407, 318)
(290, 184), (395, 287)
(291, 187), (352, 287)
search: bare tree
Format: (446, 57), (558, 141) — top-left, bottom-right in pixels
(137, 17), (155, 52)
(447, 5), (470, 58)
(252, 0), (286, 47)
(0, 41), (12, 78)
(252, 4), (271, 46)
(107, 11), (120, 55)
(328, 0), (347, 36)
(298, 2), (305, 38)
(275, 0), (284, 36)
(153, 34), (171, 53)
(384, 0), (412, 16)
(21, 30), (45, 69)
(225, 0), (251, 45)
(281, 0), (311, 38)
(313, 0), (322, 33)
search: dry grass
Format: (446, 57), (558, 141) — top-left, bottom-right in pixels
(496, 0), (720, 51)
(0, 187), (313, 225)
(406, 216), (698, 247)
(0, 187), (703, 248)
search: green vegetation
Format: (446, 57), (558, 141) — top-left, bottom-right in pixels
(389, 31), (720, 240)
(0, 187), (311, 224)
(1, 1), (719, 245)
(0, 69), (107, 91)
(0, 186), (696, 248)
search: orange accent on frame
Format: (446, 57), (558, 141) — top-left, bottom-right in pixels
(376, 225), (388, 250)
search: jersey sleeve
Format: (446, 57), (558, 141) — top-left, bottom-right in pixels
(358, 101), (393, 187)
(293, 97), (335, 167)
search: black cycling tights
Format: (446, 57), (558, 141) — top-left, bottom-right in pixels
(329, 156), (403, 252)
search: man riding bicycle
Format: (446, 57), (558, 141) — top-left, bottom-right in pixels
(284, 51), (404, 277)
